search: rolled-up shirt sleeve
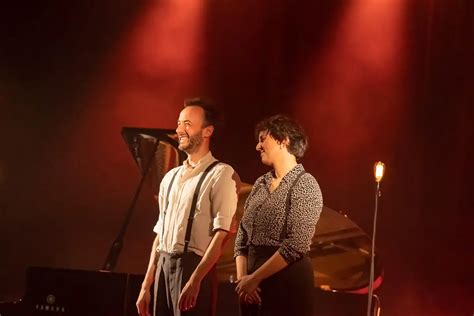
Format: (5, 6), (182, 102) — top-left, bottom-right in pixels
(210, 165), (240, 233)
(278, 174), (323, 263)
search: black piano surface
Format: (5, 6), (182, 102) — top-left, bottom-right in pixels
(0, 266), (370, 316)
(0, 267), (143, 316)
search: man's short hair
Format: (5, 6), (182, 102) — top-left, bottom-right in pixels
(255, 114), (308, 159)
(184, 97), (219, 127)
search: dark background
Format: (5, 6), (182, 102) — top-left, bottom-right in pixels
(1, 0), (472, 315)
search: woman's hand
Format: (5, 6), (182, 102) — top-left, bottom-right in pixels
(235, 274), (262, 305)
(242, 288), (262, 305)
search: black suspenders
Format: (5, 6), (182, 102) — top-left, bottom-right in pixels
(161, 170), (179, 239)
(162, 160), (220, 253)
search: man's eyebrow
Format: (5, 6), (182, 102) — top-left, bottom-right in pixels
(178, 119), (192, 124)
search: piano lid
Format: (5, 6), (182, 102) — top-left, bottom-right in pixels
(121, 127), (186, 193)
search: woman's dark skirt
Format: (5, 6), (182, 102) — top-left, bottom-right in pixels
(240, 245), (314, 316)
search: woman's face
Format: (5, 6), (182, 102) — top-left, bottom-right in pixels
(256, 130), (280, 166)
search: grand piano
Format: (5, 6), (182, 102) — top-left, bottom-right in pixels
(0, 128), (382, 316)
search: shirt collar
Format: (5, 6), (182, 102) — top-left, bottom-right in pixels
(183, 151), (214, 170)
(263, 163), (305, 185)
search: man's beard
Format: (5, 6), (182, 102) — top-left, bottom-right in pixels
(178, 132), (203, 153)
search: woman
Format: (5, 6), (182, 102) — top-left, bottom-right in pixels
(234, 115), (323, 316)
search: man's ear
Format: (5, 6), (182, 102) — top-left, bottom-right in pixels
(203, 125), (214, 138)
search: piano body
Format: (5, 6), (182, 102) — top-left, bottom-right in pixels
(0, 128), (382, 316)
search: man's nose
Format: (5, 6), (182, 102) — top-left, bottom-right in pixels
(256, 143), (262, 151)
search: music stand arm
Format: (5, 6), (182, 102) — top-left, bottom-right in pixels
(101, 138), (161, 272)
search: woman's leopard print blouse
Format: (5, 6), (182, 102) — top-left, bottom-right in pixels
(234, 164), (323, 263)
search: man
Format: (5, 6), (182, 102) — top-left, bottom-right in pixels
(136, 98), (240, 316)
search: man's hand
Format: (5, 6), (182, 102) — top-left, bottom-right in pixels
(137, 234), (159, 316)
(178, 278), (201, 311)
(177, 230), (228, 311)
(136, 288), (151, 316)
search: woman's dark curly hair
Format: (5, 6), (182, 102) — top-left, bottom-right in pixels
(255, 114), (308, 160)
